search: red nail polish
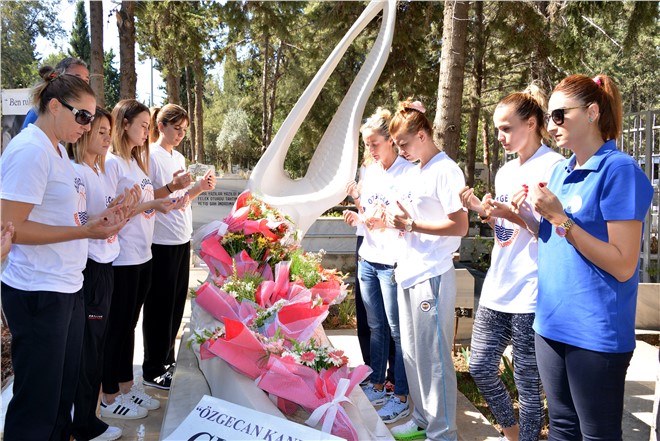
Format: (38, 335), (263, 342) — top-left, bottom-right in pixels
(539, 183), (545, 188)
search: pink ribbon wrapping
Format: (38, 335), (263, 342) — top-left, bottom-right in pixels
(255, 356), (372, 441)
(195, 282), (256, 325)
(206, 319), (269, 379)
(273, 300), (329, 342)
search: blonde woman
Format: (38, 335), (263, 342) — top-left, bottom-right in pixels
(343, 108), (412, 424)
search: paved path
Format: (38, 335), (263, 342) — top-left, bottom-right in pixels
(1, 267), (657, 440)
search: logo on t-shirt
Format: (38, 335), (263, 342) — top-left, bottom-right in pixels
(141, 178), (155, 219)
(73, 177), (88, 226)
(103, 195), (118, 243)
(495, 223), (518, 247)
(419, 300), (432, 312)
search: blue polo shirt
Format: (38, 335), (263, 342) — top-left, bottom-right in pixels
(535, 140), (653, 353)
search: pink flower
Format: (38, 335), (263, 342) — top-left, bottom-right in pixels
(300, 351), (317, 363)
(328, 350), (348, 366)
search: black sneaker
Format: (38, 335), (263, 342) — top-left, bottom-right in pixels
(143, 371), (173, 390)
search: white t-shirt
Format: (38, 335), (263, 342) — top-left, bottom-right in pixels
(73, 162), (121, 264)
(149, 143), (192, 245)
(395, 152), (466, 289)
(355, 166), (367, 238)
(0, 125), (88, 292)
(358, 156), (414, 265)
(105, 153), (155, 266)
(480, 145), (564, 313)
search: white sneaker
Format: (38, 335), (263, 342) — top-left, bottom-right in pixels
(390, 419), (426, 440)
(129, 385), (160, 410)
(100, 394), (148, 420)
(90, 426), (123, 441)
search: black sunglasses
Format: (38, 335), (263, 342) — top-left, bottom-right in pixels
(544, 105), (589, 126)
(57, 99), (95, 125)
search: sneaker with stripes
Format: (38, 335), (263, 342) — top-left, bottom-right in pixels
(100, 394), (148, 420)
(129, 385), (160, 410)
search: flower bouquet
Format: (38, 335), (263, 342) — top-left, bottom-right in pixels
(190, 191), (375, 439)
(254, 339), (371, 441)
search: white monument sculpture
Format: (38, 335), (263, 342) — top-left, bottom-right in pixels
(247, 0), (397, 235)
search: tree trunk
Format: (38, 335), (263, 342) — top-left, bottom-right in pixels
(89, 0), (104, 107)
(266, 40), (283, 149)
(165, 70), (181, 105)
(185, 66), (197, 161)
(261, 30), (270, 152)
(433, 0), (469, 161)
(116, 1), (136, 99)
(194, 57), (204, 164)
(464, 1), (484, 188)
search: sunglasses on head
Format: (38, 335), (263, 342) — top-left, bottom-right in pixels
(57, 99), (95, 125)
(544, 105), (589, 126)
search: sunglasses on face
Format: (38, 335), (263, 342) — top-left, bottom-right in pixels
(57, 99), (95, 125)
(544, 105), (589, 126)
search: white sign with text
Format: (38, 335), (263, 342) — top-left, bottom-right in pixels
(164, 395), (345, 441)
(1, 89), (31, 115)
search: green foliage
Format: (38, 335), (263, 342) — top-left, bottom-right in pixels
(68, 0), (90, 64)
(289, 249), (324, 288)
(1, 0), (64, 88)
(222, 266), (264, 304)
(103, 49), (120, 110)
(213, 107), (255, 172)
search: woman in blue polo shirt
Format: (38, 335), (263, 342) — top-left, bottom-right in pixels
(531, 74), (653, 441)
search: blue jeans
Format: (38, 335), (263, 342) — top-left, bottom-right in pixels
(358, 259), (408, 396)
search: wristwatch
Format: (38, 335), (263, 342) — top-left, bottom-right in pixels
(404, 218), (414, 233)
(555, 217), (575, 237)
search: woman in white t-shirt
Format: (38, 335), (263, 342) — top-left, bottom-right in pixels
(343, 108), (412, 424)
(101, 99), (183, 420)
(69, 107), (142, 440)
(141, 104), (216, 390)
(1, 69), (125, 440)
(386, 99), (469, 441)
(459, 85), (563, 441)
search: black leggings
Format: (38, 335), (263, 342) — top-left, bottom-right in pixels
(535, 334), (632, 441)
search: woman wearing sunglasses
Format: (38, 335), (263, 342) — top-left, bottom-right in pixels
(0, 69), (126, 440)
(531, 74), (653, 441)
(460, 84), (563, 441)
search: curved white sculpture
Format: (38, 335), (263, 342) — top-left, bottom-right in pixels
(247, 0), (397, 235)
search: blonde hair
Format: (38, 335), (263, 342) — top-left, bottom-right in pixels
(497, 83), (549, 141)
(70, 107), (113, 173)
(111, 99), (150, 174)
